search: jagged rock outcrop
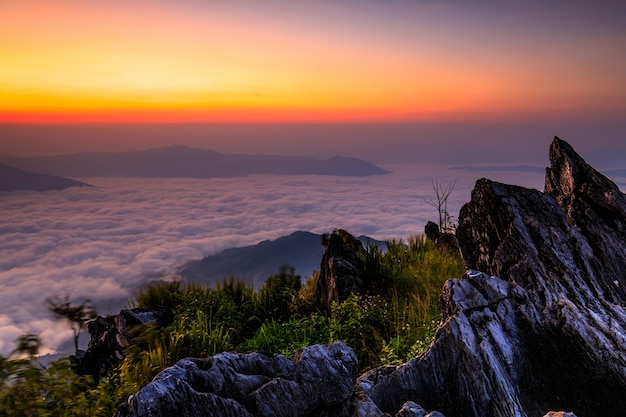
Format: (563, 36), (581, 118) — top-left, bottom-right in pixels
(74, 309), (166, 382)
(315, 229), (367, 314)
(352, 137), (626, 417)
(545, 138), (626, 303)
(113, 342), (358, 417)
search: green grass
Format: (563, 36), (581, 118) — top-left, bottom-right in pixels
(0, 234), (465, 416)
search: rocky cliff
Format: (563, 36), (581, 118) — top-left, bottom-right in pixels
(353, 137), (626, 417)
(112, 137), (624, 417)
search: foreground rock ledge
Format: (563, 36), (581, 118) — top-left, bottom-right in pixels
(114, 342), (358, 417)
(354, 137), (626, 417)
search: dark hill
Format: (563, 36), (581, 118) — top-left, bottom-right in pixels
(2, 145), (390, 178)
(0, 163), (92, 192)
(178, 231), (385, 286)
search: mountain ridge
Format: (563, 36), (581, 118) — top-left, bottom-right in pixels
(178, 231), (386, 287)
(1, 145), (390, 178)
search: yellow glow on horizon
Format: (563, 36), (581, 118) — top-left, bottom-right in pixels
(1, 1), (624, 124)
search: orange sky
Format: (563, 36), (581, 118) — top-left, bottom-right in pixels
(1, 1), (625, 124)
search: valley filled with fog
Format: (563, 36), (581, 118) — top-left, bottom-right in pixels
(0, 164), (546, 355)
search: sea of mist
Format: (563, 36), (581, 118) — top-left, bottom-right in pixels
(0, 164), (548, 355)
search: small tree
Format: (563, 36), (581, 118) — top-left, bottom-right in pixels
(11, 334), (41, 359)
(47, 295), (97, 353)
(424, 178), (457, 233)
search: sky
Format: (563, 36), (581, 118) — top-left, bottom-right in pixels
(0, 0), (625, 161)
(4, 0), (625, 124)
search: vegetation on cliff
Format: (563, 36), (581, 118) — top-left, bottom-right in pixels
(0, 235), (464, 416)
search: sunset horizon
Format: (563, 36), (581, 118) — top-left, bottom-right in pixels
(2, 1), (625, 126)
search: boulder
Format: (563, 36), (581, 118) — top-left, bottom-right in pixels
(352, 137), (626, 417)
(114, 342), (358, 417)
(424, 221), (440, 242)
(424, 221), (458, 251)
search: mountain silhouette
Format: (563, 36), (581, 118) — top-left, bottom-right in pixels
(178, 231), (386, 287)
(2, 145), (390, 178)
(0, 163), (92, 192)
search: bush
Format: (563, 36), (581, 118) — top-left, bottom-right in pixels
(0, 336), (118, 417)
(256, 266), (302, 322)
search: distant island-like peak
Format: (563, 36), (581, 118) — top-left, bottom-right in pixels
(0, 163), (93, 192)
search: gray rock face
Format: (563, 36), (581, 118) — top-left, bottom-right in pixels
(115, 342), (358, 417)
(545, 137), (626, 303)
(352, 137), (626, 417)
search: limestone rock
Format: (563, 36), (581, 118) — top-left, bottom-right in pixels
(352, 137), (626, 417)
(545, 137), (626, 303)
(115, 342), (358, 417)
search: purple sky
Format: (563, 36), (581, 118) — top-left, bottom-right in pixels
(1, 121), (625, 169)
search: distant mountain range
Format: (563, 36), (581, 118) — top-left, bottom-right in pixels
(178, 231), (386, 287)
(0, 163), (92, 192)
(2, 145), (390, 178)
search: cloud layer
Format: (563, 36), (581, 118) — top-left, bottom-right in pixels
(0, 165), (545, 355)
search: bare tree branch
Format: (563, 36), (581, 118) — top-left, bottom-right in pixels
(424, 178), (457, 233)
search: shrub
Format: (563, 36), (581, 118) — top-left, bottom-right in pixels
(256, 266), (302, 322)
(0, 336), (117, 417)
